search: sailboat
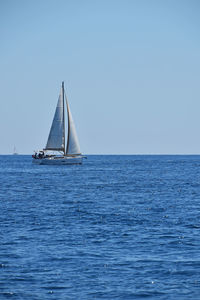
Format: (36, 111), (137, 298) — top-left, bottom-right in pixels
(13, 146), (18, 155)
(32, 82), (85, 165)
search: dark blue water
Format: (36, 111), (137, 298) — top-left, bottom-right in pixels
(1, 155), (200, 299)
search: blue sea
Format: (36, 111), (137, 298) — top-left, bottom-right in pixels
(1, 155), (200, 299)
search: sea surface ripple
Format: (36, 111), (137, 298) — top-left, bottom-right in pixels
(1, 155), (200, 299)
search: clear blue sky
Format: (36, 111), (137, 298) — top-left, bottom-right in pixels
(0, 0), (200, 154)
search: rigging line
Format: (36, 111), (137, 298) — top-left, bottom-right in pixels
(64, 85), (70, 155)
(62, 82), (65, 155)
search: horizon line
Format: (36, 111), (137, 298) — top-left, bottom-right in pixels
(1, 153), (200, 156)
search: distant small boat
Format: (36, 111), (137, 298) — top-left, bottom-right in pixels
(32, 82), (85, 165)
(13, 146), (18, 155)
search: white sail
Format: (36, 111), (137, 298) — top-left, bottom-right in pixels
(45, 89), (65, 151)
(66, 101), (81, 155)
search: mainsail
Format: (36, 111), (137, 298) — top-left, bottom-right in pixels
(45, 86), (65, 152)
(66, 101), (81, 155)
(44, 82), (81, 156)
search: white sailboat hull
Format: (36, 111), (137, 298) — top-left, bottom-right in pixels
(32, 156), (83, 165)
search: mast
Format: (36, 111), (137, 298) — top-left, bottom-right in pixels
(66, 96), (70, 155)
(62, 81), (65, 155)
